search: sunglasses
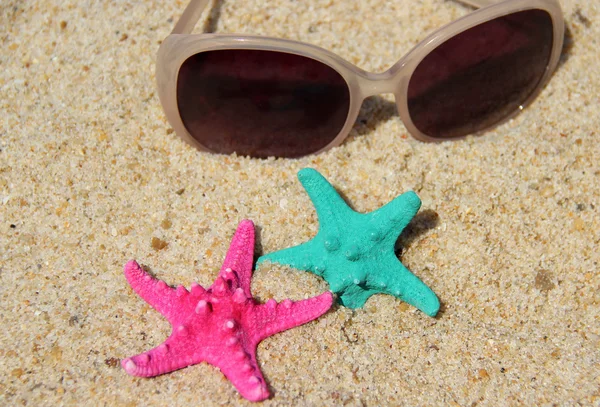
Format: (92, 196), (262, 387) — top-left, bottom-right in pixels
(157, 0), (564, 158)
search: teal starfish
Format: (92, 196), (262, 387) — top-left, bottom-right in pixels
(258, 168), (439, 316)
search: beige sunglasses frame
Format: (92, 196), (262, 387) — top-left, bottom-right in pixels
(156, 0), (564, 156)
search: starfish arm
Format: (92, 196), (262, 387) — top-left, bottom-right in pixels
(217, 219), (256, 297)
(368, 191), (421, 242)
(121, 335), (204, 378)
(297, 168), (354, 228)
(124, 260), (200, 325)
(250, 291), (333, 343)
(375, 255), (439, 316)
(257, 239), (326, 277)
(207, 348), (270, 402)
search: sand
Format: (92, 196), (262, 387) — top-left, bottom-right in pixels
(1, 0), (599, 405)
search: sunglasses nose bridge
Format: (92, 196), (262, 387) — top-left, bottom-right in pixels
(356, 72), (398, 98)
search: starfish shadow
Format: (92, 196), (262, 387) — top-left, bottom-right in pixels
(395, 209), (440, 253)
(395, 209), (445, 318)
(253, 223), (264, 270)
(132, 263), (159, 280)
(433, 300), (447, 320)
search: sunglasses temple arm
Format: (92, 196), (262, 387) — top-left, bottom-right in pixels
(172, 0), (500, 34)
(172, 0), (212, 34)
(453, 0), (499, 8)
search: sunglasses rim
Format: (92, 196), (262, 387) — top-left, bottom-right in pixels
(156, 0), (564, 157)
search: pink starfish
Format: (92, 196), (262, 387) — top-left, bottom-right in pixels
(121, 219), (333, 402)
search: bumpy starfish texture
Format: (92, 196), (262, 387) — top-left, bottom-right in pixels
(121, 219), (333, 402)
(258, 168), (439, 316)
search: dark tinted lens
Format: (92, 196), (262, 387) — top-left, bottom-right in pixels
(407, 9), (554, 139)
(177, 50), (350, 158)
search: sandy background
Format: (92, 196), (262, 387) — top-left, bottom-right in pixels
(1, 0), (599, 405)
